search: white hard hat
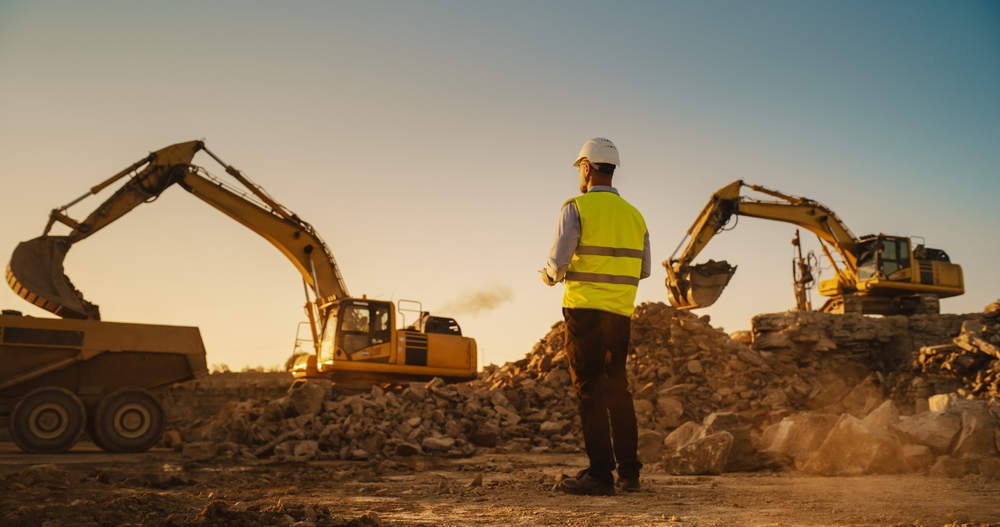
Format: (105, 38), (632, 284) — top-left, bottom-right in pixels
(573, 138), (620, 168)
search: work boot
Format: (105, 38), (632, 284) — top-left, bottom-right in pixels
(617, 477), (640, 492)
(560, 469), (615, 496)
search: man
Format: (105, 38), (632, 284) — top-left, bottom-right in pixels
(542, 137), (651, 496)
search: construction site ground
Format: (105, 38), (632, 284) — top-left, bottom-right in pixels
(2, 441), (998, 527)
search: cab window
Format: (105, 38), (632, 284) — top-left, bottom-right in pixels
(857, 240), (877, 281)
(340, 306), (370, 354)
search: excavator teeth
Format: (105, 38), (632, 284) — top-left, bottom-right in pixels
(6, 236), (100, 320)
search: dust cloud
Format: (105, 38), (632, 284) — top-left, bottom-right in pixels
(439, 285), (514, 317)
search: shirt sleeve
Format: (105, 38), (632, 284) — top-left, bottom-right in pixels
(546, 201), (581, 282)
(640, 229), (651, 280)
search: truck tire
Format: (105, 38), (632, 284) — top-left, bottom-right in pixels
(92, 388), (165, 453)
(10, 387), (86, 454)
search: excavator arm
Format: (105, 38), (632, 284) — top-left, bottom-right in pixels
(6, 141), (348, 323)
(665, 180), (859, 310)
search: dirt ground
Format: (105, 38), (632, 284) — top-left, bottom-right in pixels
(1, 442), (998, 527)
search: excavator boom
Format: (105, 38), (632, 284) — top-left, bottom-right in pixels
(665, 180), (859, 310)
(6, 141), (348, 321)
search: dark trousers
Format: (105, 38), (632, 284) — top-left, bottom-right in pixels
(563, 307), (642, 482)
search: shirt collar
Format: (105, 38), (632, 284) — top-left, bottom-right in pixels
(587, 185), (619, 195)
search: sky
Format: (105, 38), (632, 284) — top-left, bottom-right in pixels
(0, 1), (997, 371)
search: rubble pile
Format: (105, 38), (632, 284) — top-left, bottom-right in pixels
(915, 300), (1000, 402)
(167, 300), (999, 477)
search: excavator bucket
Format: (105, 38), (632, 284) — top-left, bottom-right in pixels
(666, 260), (737, 310)
(6, 236), (100, 320)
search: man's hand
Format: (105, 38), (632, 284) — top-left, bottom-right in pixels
(539, 269), (556, 286)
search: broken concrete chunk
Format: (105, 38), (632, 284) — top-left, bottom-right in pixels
(951, 410), (1000, 458)
(896, 411), (962, 455)
(655, 397), (684, 428)
(637, 430), (665, 464)
(902, 444), (935, 472)
(802, 414), (904, 476)
(761, 412), (839, 469)
(658, 431), (733, 475)
(663, 421), (705, 452)
(287, 379), (325, 417)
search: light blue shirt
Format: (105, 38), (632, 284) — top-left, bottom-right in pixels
(546, 186), (652, 282)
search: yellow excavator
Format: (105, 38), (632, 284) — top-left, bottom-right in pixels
(664, 180), (964, 316)
(6, 141), (477, 387)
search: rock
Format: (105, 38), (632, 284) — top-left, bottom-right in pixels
(633, 399), (655, 416)
(902, 444), (935, 472)
(273, 514), (296, 526)
(861, 400), (900, 432)
(467, 474), (483, 487)
(979, 458), (1000, 479)
(803, 414), (905, 476)
(951, 410), (1000, 458)
(0, 514), (20, 527)
(182, 441), (216, 460)
(929, 394), (997, 424)
(394, 443), (422, 456)
(928, 455), (965, 478)
(287, 379), (325, 417)
(19, 464), (66, 485)
(703, 412), (763, 472)
(161, 429), (183, 449)
(663, 421), (704, 452)
(293, 440), (319, 460)
(469, 422), (500, 447)
(655, 397), (684, 427)
(730, 330), (752, 345)
(761, 412), (840, 469)
(658, 431), (733, 475)
(635, 382), (658, 400)
(360, 511), (382, 527)
(896, 411), (962, 455)
(351, 449), (370, 460)
(686, 360), (703, 374)
(637, 430), (665, 464)
(539, 421), (569, 436)
(421, 437), (455, 451)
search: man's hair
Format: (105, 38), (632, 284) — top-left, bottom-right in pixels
(591, 162), (616, 176)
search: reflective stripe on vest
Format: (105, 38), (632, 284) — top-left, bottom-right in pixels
(562, 191), (646, 317)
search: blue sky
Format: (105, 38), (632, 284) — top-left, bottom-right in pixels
(1, 1), (997, 369)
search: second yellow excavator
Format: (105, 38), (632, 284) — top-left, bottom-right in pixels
(6, 141), (477, 387)
(664, 180), (964, 316)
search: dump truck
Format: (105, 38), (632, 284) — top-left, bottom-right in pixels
(7, 140), (477, 390)
(0, 310), (207, 454)
(665, 180), (964, 316)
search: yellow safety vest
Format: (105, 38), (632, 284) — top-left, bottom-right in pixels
(563, 191), (647, 317)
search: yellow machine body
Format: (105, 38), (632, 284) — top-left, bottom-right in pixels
(6, 141), (478, 388)
(665, 180), (964, 316)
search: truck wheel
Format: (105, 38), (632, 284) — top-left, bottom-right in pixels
(10, 387), (86, 454)
(93, 388), (165, 453)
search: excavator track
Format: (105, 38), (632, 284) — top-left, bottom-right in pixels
(6, 236), (100, 320)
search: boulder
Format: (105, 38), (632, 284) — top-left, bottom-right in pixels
(929, 394), (997, 425)
(979, 458), (1000, 480)
(658, 431), (733, 475)
(951, 410), (1000, 458)
(469, 422), (500, 447)
(761, 412), (840, 469)
(902, 444), (935, 472)
(861, 400), (900, 433)
(287, 380), (325, 417)
(19, 464), (66, 485)
(637, 430), (665, 464)
(896, 411), (962, 455)
(421, 436), (455, 452)
(663, 421), (704, 452)
(394, 443), (422, 456)
(803, 414), (905, 476)
(656, 397), (684, 427)
(703, 412), (764, 472)
(928, 455), (965, 478)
